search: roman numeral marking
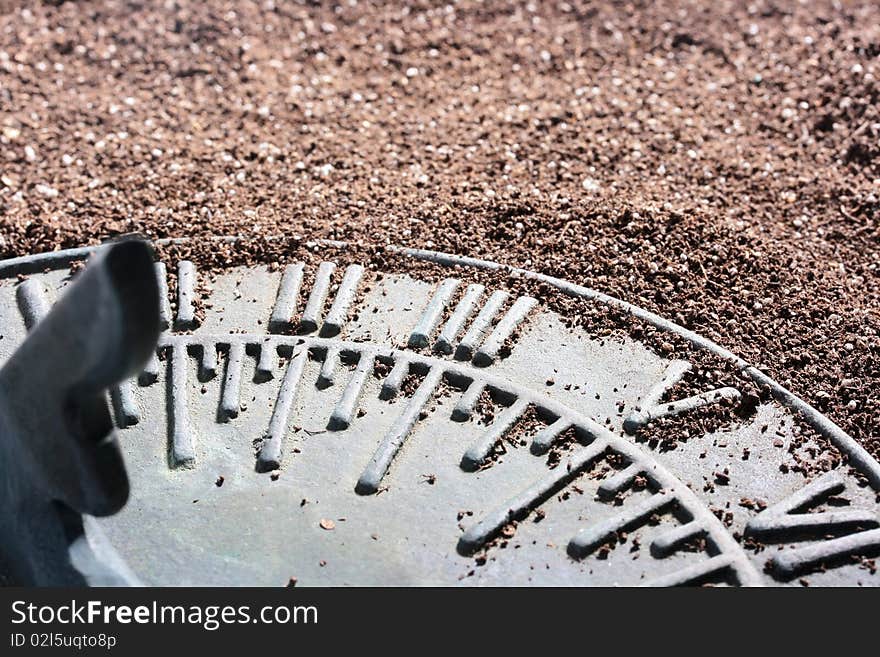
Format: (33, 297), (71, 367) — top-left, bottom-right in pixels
(407, 283), (535, 366)
(322, 264), (364, 337)
(473, 296), (537, 366)
(175, 260), (196, 330)
(623, 361), (740, 434)
(155, 262), (172, 330)
(409, 278), (460, 349)
(435, 283), (483, 354)
(220, 341), (245, 420)
(772, 528), (880, 579)
(746, 472), (878, 539)
(456, 290), (508, 361)
(169, 342), (195, 467)
(267, 261), (363, 337)
(745, 472), (880, 578)
(141, 261), (173, 385)
(300, 261), (336, 333)
(268, 263), (304, 332)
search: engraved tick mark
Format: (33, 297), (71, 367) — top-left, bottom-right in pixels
(169, 342), (195, 467)
(356, 367), (442, 495)
(257, 350), (308, 472)
(641, 554), (737, 587)
(328, 354), (372, 431)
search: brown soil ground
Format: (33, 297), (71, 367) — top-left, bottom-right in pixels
(0, 1), (878, 456)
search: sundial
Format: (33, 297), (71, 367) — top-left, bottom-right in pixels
(0, 239), (878, 586)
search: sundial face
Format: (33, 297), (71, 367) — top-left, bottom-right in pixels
(1, 244), (878, 587)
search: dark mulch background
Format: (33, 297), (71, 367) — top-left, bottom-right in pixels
(0, 1), (878, 456)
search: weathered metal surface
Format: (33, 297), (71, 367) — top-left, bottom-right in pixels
(0, 241), (878, 586)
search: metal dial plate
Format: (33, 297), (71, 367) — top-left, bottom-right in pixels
(1, 243), (878, 586)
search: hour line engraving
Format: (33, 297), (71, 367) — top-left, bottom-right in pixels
(597, 462), (644, 498)
(220, 341), (245, 421)
(529, 417), (571, 455)
(746, 472), (879, 540)
(473, 295), (537, 366)
(650, 520), (707, 558)
(318, 345), (340, 388)
(568, 491), (674, 558)
(356, 367), (443, 495)
(771, 528), (880, 580)
(641, 554), (737, 587)
(257, 349), (308, 471)
(451, 379), (485, 422)
(456, 290), (508, 361)
(405, 280), (535, 367)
